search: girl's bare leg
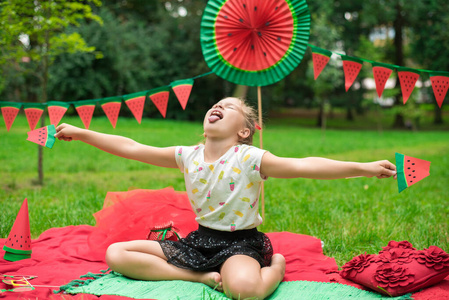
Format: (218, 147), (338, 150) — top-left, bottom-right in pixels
(105, 240), (222, 289)
(220, 253), (286, 300)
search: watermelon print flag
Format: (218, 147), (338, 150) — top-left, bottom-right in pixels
(372, 63), (394, 98)
(101, 97), (122, 128)
(23, 103), (45, 131)
(397, 67), (420, 104)
(341, 55), (363, 92)
(47, 101), (70, 126)
(430, 71), (449, 108)
(171, 79), (194, 110)
(310, 46), (332, 80)
(395, 153), (431, 193)
(123, 92), (146, 124)
(149, 87), (170, 118)
(0, 101), (22, 131)
(27, 125), (56, 149)
(74, 100), (96, 129)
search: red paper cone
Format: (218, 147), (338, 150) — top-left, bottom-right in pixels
(3, 198), (32, 261)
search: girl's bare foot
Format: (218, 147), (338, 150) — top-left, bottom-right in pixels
(200, 271), (222, 291)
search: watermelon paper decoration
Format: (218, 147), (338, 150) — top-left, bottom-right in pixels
(149, 87), (170, 118)
(200, 0), (311, 87)
(74, 100), (96, 129)
(395, 153), (431, 193)
(397, 67), (420, 104)
(0, 101), (21, 131)
(47, 101), (70, 126)
(23, 103), (45, 131)
(341, 55), (363, 92)
(3, 198), (32, 262)
(372, 62), (394, 98)
(430, 71), (449, 108)
(27, 125), (56, 149)
(101, 97), (122, 128)
(170, 79), (194, 110)
(124, 91), (146, 124)
(310, 46), (332, 80)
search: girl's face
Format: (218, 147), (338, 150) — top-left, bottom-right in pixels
(203, 98), (249, 142)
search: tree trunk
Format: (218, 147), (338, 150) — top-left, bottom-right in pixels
(434, 103), (443, 124)
(392, 2), (406, 128)
(37, 30), (50, 185)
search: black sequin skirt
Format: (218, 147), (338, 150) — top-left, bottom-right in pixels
(157, 225), (273, 272)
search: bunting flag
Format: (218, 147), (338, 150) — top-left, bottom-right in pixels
(149, 87), (170, 118)
(310, 46), (332, 80)
(74, 100), (96, 129)
(341, 55), (363, 92)
(123, 91), (146, 124)
(397, 68), (420, 104)
(372, 62), (394, 98)
(0, 101), (21, 131)
(430, 72), (449, 108)
(47, 101), (70, 126)
(170, 79), (194, 110)
(100, 97), (122, 128)
(23, 103), (45, 131)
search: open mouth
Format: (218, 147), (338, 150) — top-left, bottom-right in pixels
(208, 110), (223, 123)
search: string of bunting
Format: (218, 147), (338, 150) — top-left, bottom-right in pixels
(0, 71), (213, 132)
(2, 43), (449, 133)
(309, 43), (449, 108)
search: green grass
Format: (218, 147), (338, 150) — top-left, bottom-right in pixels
(1, 115), (448, 266)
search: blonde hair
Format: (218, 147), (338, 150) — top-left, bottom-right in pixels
(221, 97), (258, 145)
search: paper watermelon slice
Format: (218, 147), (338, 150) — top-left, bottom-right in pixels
(0, 101), (22, 131)
(149, 87), (170, 118)
(101, 97), (122, 128)
(74, 100), (96, 129)
(3, 198), (32, 261)
(47, 101), (70, 126)
(397, 68), (420, 104)
(310, 46), (332, 80)
(341, 55), (363, 92)
(171, 79), (194, 110)
(430, 72), (449, 108)
(27, 125), (56, 149)
(372, 63), (394, 98)
(395, 153), (431, 193)
(23, 103), (45, 131)
(124, 92), (146, 124)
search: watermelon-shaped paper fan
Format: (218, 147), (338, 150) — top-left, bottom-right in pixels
(27, 125), (56, 149)
(201, 0), (310, 87)
(3, 198), (32, 261)
(395, 153), (431, 193)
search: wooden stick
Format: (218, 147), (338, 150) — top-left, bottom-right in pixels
(257, 86), (265, 220)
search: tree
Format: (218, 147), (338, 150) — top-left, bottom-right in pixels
(0, 0), (102, 185)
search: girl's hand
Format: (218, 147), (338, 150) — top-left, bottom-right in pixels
(54, 123), (84, 142)
(365, 160), (397, 179)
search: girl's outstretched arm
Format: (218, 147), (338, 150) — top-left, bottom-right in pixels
(260, 152), (396, 180)
(54, 123), (177, 168)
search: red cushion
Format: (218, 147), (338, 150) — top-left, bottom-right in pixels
(340, 241), (449, 296)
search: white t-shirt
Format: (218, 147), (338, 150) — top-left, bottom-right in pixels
(175, 144), (267, 231)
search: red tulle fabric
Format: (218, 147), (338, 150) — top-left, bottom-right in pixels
(88, 187), (198, 255)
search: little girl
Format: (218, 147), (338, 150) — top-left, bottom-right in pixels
(55, 97), (396, 299)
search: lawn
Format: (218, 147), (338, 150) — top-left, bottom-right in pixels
(1, 115), (448, 266)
